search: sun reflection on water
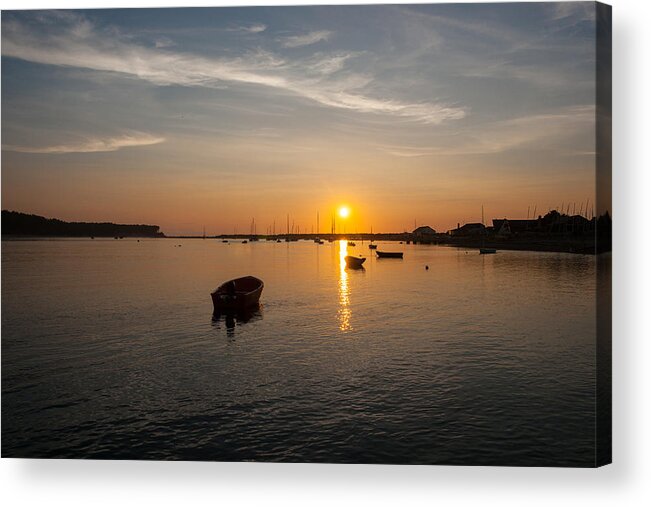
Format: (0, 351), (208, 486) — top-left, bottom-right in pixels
(338, 240), (352, 331)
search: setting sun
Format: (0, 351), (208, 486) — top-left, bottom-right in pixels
(338, 206), (350, 219)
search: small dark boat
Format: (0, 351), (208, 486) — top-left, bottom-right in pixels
(376, 251), (403, 259)
(345, 255), (366, 269)
(368, 244), (377, 250)
(211, 276), (264, 312)
(348, 241), (356, 247)
(222, 240), (228, 243)
(242, 240), (248, 244)
(479, 206), (496, 255)
(276, 239), (282, 243)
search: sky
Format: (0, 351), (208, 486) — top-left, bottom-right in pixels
(1, 3), (605, 235)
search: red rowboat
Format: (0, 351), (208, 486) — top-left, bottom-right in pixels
(211, 276), (264, 312)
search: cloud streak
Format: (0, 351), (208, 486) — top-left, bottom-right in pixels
(231, 23), (267, 33)
(244, 23), (267, 33)
(280, 30), (332, 48)
(1, 14), (464, 124)
(380, 105), (595, 157)
(3, 132), (165, 154)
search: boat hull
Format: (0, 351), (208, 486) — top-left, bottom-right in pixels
(211, 276), (264, 312)
(480, 248), (497, 254)
(376, 251), (403, 259)
(344, 256), (366, 269)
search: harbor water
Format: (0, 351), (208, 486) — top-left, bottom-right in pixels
(2, 239), (600, 465)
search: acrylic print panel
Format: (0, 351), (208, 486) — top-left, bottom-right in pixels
(1, 2), (611, 466)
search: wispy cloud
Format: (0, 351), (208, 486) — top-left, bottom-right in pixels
(305, 52), (361, 75)
(380, 105), (595, 157)
(1, 14), (464, 124)
(382, 145), (439, 158)
(154, 36), (175, 48)
(549, 2), (596, 23)
(230, 23), (267, 33)
(2, 132), (165, 154)
(397, 5), (594, 89)
(399, 6), (520, 46)
(245, 23), (267, 33)
(279, 30), (332, 48)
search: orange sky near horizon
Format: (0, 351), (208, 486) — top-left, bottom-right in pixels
(2, 149), (596, 235)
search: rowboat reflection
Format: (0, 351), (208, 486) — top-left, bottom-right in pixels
(212, 305), (263, 336)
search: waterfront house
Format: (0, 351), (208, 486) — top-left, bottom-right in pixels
(493, 218), (539, 236)
(448, 223), (485, 237)
(412, 225), (437, 237)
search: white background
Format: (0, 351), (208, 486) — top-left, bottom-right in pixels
(1, 0), (649, 505)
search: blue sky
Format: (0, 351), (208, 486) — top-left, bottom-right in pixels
(1, 3), (601, 234)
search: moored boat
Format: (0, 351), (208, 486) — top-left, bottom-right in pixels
(376, 251), (403, 259)
(479, 205), (497, 255)
(344, 255), (366, 269)
(368, 244), (377, 250)
(211, 276), (264, 312)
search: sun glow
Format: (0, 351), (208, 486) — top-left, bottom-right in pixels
(338, 206), (350, 219)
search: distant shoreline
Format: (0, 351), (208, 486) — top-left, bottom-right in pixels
(2, 210), (165, 238)
(2, 209), (608, 255)
(1, 236), (163, 240)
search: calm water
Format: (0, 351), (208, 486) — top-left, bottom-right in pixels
(2, 239), (599, 465)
